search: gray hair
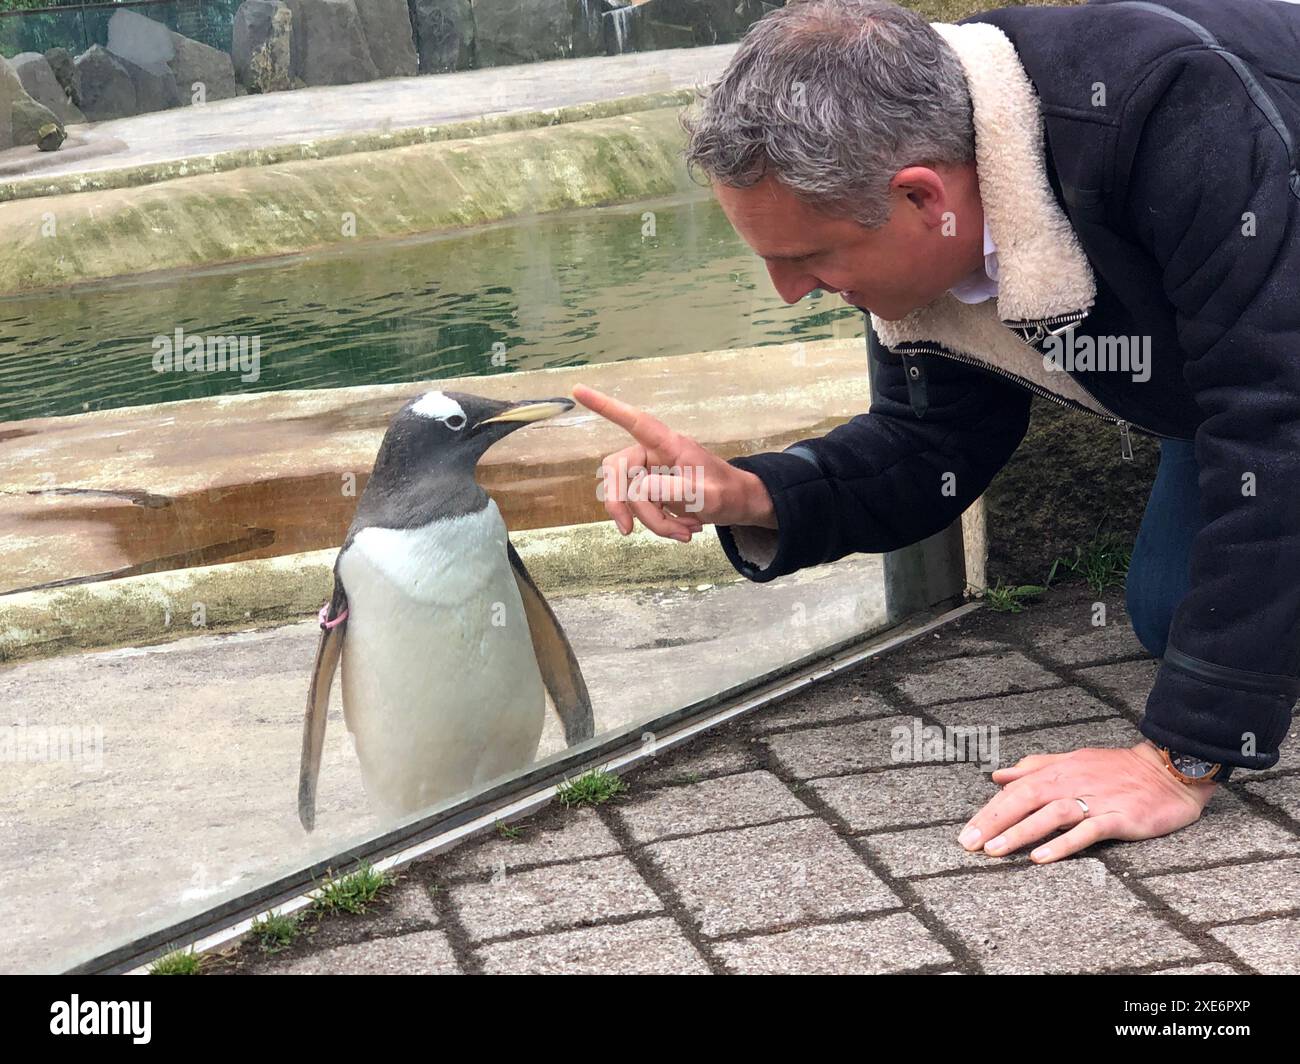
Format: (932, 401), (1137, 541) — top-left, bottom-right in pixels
(682, 0), (975, 228)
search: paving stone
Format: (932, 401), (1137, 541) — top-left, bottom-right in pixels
(1111, 789), (1300, 876)
(364, 876), (440, 931)
(476, 916), (709, 974)
(276, 929), (460, 974)
(909, 860), (1199, 974)
(763, 715), (919, 778)
(1279, 731), (1300, 772)
(1030, 613), (1145, 666)
(1208, 916), (1300, 975)
(1151, 962), (1239, 975)
(645, 819), (899, 938)
(438, 808), (620, 876)
(994, 717), (1143, 768)
(810, 764), (999, 833)
(927, 687), (1119, 732)
(1244, 773), (1300, 821)
(628, 732), (762, 787)
(895, 631), (1019, 663)
(1142, 858), (1300, 923)
(893, 651), (1064, 706)
(863, 823), (1033, 877)
(614, 770), (809, 843)
(1075, 659), (1161, 715)
(449, 855), (662, 942)
(714, 913), (952, 974)
(747, 686), (897, 733)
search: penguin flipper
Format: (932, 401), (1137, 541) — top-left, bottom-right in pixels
(298, 582), (349, 833)
(507, 541), (595, 747)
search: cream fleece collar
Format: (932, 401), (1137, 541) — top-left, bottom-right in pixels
(869, 20), (1098, 349)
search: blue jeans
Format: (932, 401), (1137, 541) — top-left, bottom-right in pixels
(1125, 438), (1203, 659)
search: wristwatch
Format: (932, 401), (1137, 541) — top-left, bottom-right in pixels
(1157, 745), (1233, 784)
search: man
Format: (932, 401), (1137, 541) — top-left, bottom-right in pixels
(575, 0), (1300, 862)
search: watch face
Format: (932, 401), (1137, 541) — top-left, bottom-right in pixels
(1170, 753), (1217, 779)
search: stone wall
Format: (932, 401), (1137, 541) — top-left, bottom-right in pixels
(1, 0), (784, 135)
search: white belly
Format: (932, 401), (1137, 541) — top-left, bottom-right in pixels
(337, 501), (545, 816)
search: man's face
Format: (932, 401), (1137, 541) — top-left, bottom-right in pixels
(713, 169), (983, 321)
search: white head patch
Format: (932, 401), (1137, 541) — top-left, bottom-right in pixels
(411, 390), (466, 427)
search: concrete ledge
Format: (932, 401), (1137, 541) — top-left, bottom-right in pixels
(0, 106), (696, 294)
(0, 519), (738, 666)
(0, 88), (696, 204)
(0, 338), (870, 594)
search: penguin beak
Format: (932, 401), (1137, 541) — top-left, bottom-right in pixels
(477, 398), (574, 430)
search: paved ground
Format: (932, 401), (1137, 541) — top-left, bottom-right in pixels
(0, 45), (737, 182)
(213, 581), (1300, 975)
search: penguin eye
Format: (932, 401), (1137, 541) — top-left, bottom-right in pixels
(443, 414), (467, 431)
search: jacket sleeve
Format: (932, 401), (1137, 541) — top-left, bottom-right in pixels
(1122, 50), (1300, 770)
(714, 319), (1032, 582)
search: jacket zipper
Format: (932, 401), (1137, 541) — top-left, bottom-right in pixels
(889, 317), (1179, 457)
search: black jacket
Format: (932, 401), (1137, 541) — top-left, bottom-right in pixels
(716, 0), (1300, 771)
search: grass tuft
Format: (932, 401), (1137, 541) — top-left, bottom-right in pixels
(557, 767), (627, 808)
(1047, 531), (1132, 594)
(313, 862), (393, 916)
(149, 947), (204, 975)
(981, 580), (1046, 613)
(250, 909), (302, 954)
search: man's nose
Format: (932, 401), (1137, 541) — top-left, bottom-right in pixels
(765, 262), (821, 305)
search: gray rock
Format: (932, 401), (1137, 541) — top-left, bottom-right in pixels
(106, 8), (177, 68)
(606, 0), (771, 55)
(474, 0), (602, 67)
(283, 0), (379, 86)
(169, 33), (239, 102)
(10, 52), (85, 125)
(123, 58), (184, 114)
(107, 9), (236, 106)
(44, 47), (81, 108)
(74, 45), (138, 122)
(232, 0), (295, 93)
(11, 92), (60, 149)
(354, 0), (418, 77)
(0, 56), (30, 149)
(408, 0), (474, 74)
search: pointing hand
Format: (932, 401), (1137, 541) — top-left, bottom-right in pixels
(573, 384), (777, 542)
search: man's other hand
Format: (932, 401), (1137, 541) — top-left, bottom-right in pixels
(959, 740), (1217, 862)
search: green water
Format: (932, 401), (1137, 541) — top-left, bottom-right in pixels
(0, 193), (860, 423)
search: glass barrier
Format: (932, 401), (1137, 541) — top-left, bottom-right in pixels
(0, 0), (968, 974)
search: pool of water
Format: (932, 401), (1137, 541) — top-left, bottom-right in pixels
(0, 192), (860, 423)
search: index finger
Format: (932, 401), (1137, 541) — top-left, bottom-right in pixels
(572, 384), (674, 450)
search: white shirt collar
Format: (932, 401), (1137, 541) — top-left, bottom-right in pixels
(947, 216), (999, 304)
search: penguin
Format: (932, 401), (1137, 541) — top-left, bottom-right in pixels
(297, 389), (594, 831)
